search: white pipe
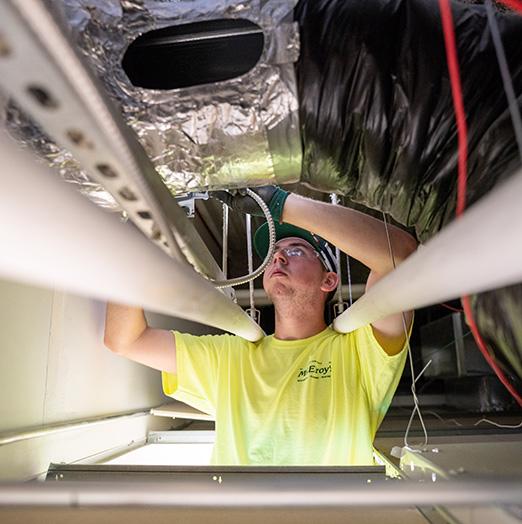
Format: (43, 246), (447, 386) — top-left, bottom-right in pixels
(0, 479), (521, 507)
(0, 134), (263, 341)
(334, 170), (522, 333)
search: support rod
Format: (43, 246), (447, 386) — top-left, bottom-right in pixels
(334, 170), (522, 333)
(0, 134), (263, 342)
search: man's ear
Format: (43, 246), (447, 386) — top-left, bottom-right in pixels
(321, 272), (339, 293)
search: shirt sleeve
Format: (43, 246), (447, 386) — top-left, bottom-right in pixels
(161, 331), (234, 418)
(352, 323), (409, 430)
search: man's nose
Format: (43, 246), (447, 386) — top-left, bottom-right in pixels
(272, 249), (288, 264)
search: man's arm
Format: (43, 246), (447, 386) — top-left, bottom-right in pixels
(282, 193), (417, 355)
(104, 303), (177, 372)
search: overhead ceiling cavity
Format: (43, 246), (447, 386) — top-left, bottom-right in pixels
(122, 19), (265, 90)
(2, 0), (302, 207)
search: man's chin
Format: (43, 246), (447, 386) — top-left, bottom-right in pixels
(265, 284), (294, 301)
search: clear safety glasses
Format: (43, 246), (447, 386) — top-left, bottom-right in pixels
(271, 245), (327, 269)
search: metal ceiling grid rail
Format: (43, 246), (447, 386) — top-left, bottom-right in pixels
(0, 0), (225, 282)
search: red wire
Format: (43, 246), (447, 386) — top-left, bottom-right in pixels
(439, 0), (468, 216)
(441, 302), (464, 313)
(497, 0), (522, 15)
(438, 0), (522, 406)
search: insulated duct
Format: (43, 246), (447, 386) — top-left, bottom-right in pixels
(295, 0), (522, 389)
(2, 0), (302, 209)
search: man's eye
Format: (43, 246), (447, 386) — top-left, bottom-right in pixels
(290, 248), (305, 256)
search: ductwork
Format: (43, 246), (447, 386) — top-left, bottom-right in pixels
(294, 0), (522, 394)
(2, 0), (301, 210)
(1, 0), (521, 392)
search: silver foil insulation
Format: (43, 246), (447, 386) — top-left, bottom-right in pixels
(2, 0), (301, 209)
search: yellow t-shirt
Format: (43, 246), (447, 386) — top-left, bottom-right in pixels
(162, 325), (406, 465)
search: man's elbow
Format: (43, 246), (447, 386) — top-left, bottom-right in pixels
(396, 234), (418, 264)
(404, 235), (418, 258)
(103, 333), (129, 355)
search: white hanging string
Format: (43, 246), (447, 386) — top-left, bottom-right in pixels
(382, 211), (429, 450)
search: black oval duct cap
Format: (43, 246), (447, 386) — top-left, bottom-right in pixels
(122, 19), (264, 90)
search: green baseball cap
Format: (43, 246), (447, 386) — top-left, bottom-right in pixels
(254, 222), (337, 273)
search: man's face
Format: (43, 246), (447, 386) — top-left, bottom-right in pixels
(262, 237), (331, 301)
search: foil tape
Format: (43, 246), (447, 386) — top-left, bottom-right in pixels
(3, 0), (301, 209)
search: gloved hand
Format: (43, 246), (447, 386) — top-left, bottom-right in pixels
(212, 186), (289, 223)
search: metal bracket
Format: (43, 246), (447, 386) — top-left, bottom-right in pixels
(0, 0), (225, 282)
(175, 192), (209, 219)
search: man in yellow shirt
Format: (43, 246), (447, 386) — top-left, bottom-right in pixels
(105, 188), (416, 464)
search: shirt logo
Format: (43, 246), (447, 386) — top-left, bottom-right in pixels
(297, 360), (332, 382)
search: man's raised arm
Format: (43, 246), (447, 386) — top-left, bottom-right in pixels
(281, 193), (417, 355)
(104, 303), (177, 372)
(282, 194), (417, 277)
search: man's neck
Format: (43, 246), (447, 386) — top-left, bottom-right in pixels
(272, 299), (327, 340)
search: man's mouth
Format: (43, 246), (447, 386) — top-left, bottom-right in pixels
(270, 268), (287, 277)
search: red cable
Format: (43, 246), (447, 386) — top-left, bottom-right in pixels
(497, 0), (522, 15)
(438, 0), (522, 406)
(441, 302), (464, 313)
(439, 0), (468, 216)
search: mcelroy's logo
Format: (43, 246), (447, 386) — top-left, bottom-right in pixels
(297, 360), (331, 382)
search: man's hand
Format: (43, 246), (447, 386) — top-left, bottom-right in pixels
(211, 186), (288, 222)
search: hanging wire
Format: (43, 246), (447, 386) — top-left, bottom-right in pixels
(222, 203), (229, 279)
(382, 211), (430, 450)
(245, 213), (260, 324)
(335, 246), (343, 305)
(346, 254), (354, 307)
(330, 194), (348, 316)
(485, 0), (522, 162)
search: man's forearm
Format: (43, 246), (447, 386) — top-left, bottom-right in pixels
(281, 194), (417, 276)
(104, 302), (148, 352)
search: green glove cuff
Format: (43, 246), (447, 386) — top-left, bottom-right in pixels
(268, 188), (289, 224)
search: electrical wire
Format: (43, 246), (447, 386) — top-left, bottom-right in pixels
(382, 212), (429, 450)
(438, 0), (468, 218)
(474, 418), (522, 429)
(440, 302), (464, 313)
(211, 189), (276, 289)
(420, 329), (474, 365)
(424, 410), (464, 427)
(424, 411), (522, 429)
(438, 0), (522, 407)
(497, 0), (522, 15)
(485, 0), (522, 162)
